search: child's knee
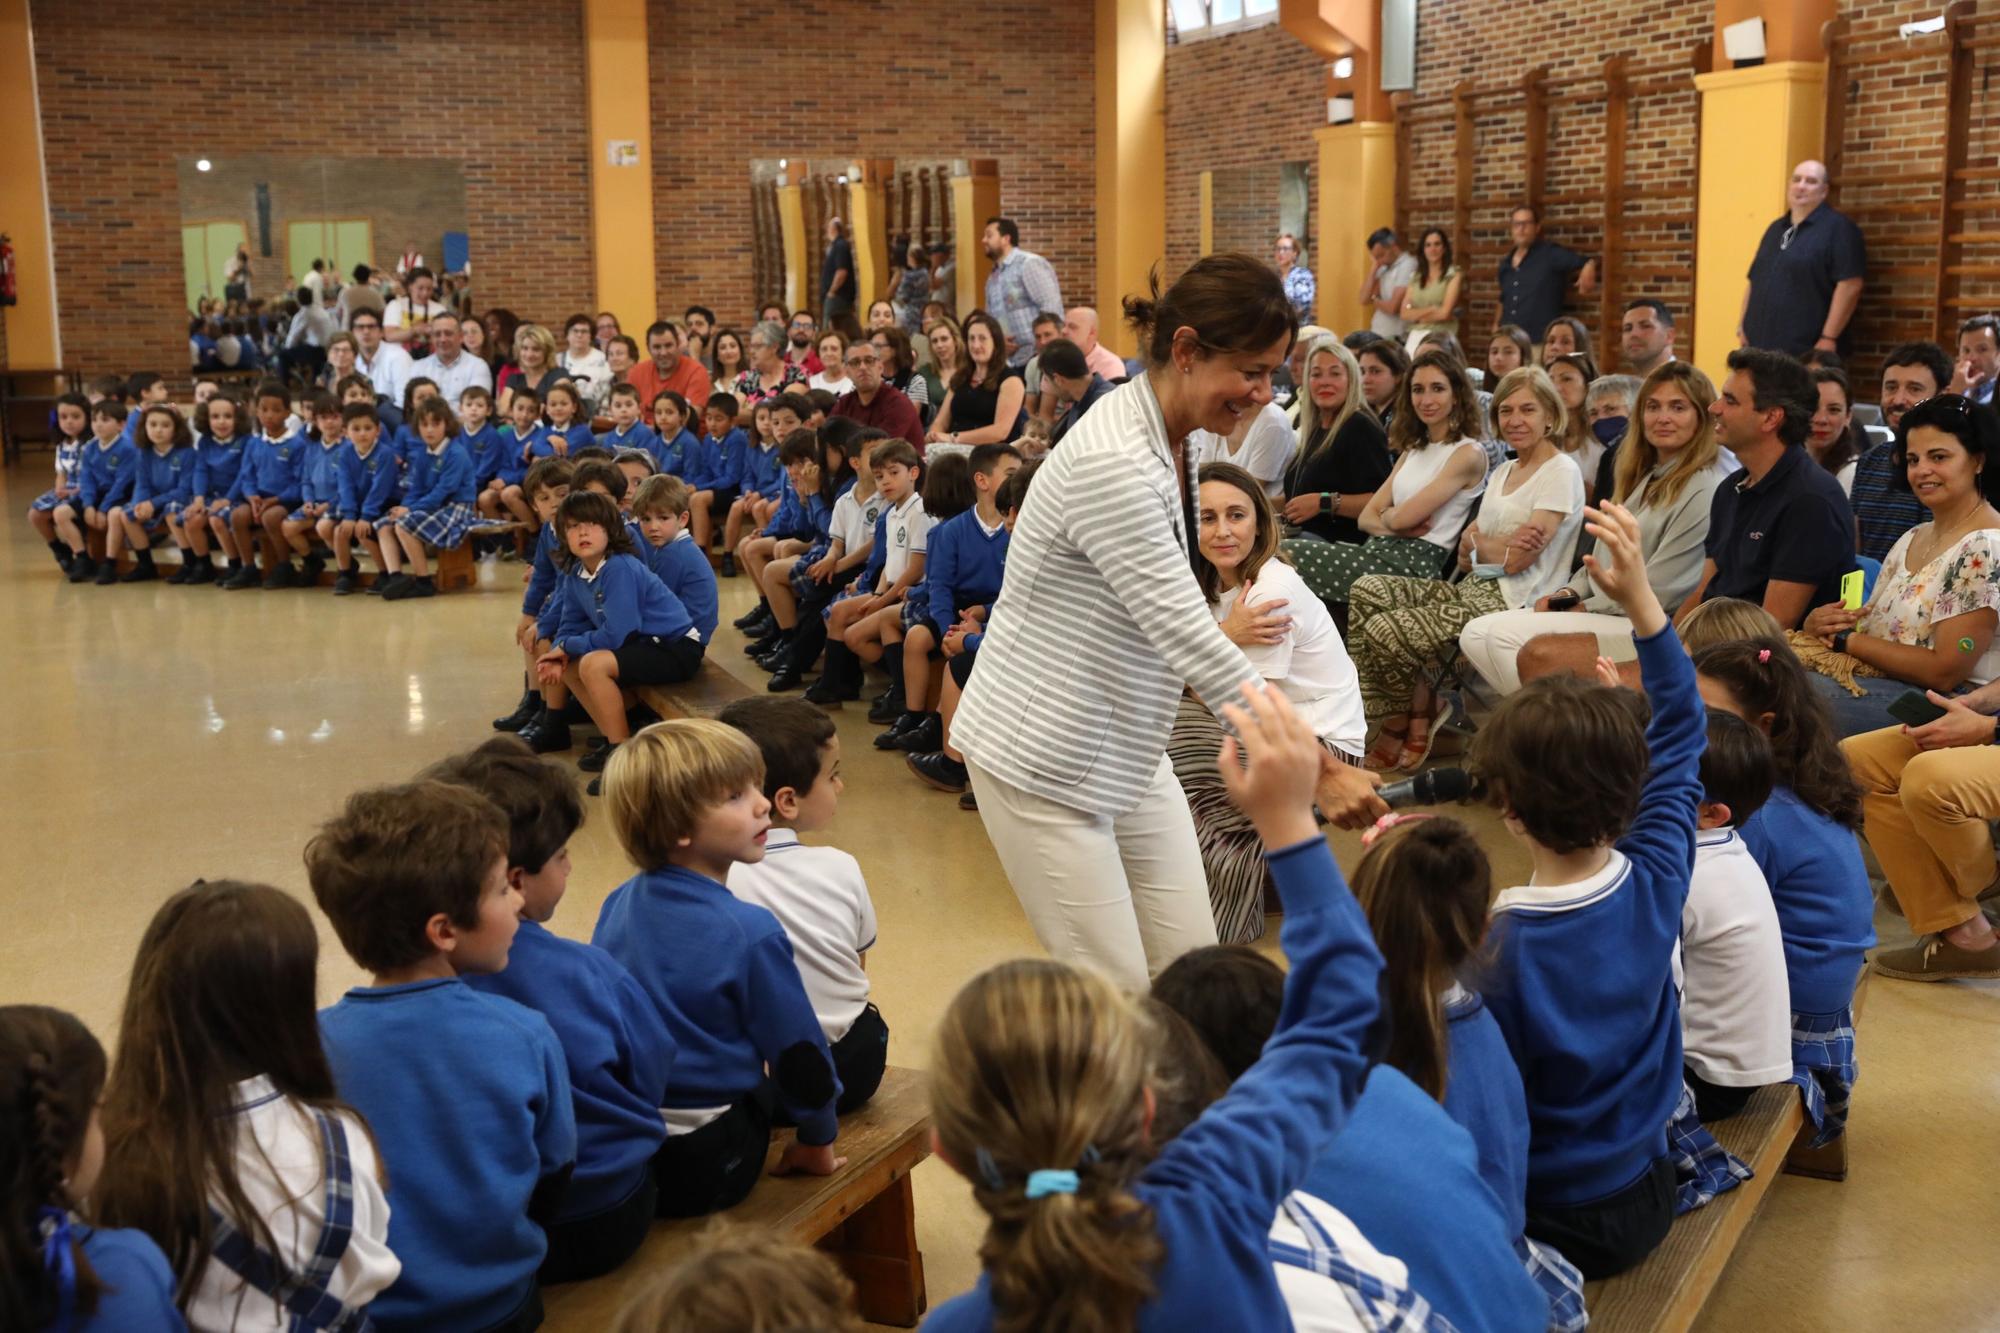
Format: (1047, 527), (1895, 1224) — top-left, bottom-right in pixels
(580, 650), (619, 681)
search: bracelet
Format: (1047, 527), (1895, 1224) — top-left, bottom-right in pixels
(1320, 491), (1335, 514)
(1831, 630), (1851, 654)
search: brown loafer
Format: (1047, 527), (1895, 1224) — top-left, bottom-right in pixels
(1873, 934), (2000, 982)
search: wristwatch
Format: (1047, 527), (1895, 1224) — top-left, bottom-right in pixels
(1320, 491), (1339, 514)
(1831, 631), (1851, 655)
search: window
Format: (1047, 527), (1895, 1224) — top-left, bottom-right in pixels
(1168, 0), (1278, 43)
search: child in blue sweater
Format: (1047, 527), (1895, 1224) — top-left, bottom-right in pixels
(631, 473), (721, 645)
(535, 490), (704, 792)
(495, 458), (577, 735)
(1466, 502), (1700, 1280)
(720, 396), (794, 576)
(378, 397), (477, 601)
(222, 383), (306, 591)
(175, 392), (249, 586)
(649, 389), (697, 475)
(322, 403), (401, 596)
(493, 387), (548, 525)
(596, 383), (659, 459)
(761, 424), (882, 693)
(738, 428), (844, 648)
(430, 738), (675, 1283)
(592, 718), (848, 1216)
(459, 385), (505, 503)
(26, 392), (87, 573)
(59, 399), (140, 584)
(275, 393), (345, 587)
(310, 779), (577, 1332)
(927, 684), (1384, 1332)
(539, 382), (596, 459)
(105, 404), (195, 585)
(2, 1006), (185, 1333)
(1692, 637), (1875, 1148)
(688, 394), (749, 558)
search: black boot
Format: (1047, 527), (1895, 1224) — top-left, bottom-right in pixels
(301, 553), (327, 584)
(188, 557), (218, 585)
(332, 567), (360, 595)
(118, 550), (158, 582)
(578, 740), (619, 774)
(493, 682), (540, 732)
(222, 563), (261, 590)
(93, 560), (118, 585)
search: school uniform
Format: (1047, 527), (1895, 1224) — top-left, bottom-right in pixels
(727, 827), (888, 1112)
(77, 436), (142, 513)
(522, 522), (562, 624)
(320, 977), (576, 1333)
(827, 508), (891, 616)
(290, 438), (344, 522)
(788, 482), (878, 605)
(638, 528), (720, 644)
(552, 551), (704, 682)
(229, 430), (306, 508)
(592, 862), (843, 1216)
(30, 438), (84, 511)
(915, 506), (1008, 642)
(1738, 788), (1876, 1145)
(192, 434), (249, 516)
(1267, 1189), (1445, 1333)
(465, 921), (676, 1283)
(760, 472), (816, 542)
(597, 420), (661, 464)
(1680, 828), (1795, 1121)
(394, 437), (478, 548)
(333, 441), (399, 524)
(531, 422), (595, 460)
(689, 429), (749, 506)
(880, 492), (933, 626)
(652, 426), (697, 477)
(500, 424), (546, 486)
(1483, 622), (1703, 1280)
(42, 1223), (186, 1332)
(927, 837), (1386, 1332)
(462, 423), (504, 487)
(131, 444), (195, 523)
(737, 440), (784, 497)
(183, 1074), (399, 1330)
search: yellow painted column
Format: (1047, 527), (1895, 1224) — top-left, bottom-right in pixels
(846, 160), (892, 307)
(1692, 61), (1826, 382)
(1315, 121), (1397, 337)
(951, 160), (1000, 319)
(1198, 172), (1214, 258)
(1095, 0), (1166, 357)
(0, 0), (59, 367)
(777, 169), (806, 318)
(583, 0), (657, 334)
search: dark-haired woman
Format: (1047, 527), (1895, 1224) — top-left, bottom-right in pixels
(1400, 228), (1461, 342)
(1794, 393), (2000, 736)
(954, 252), (1386, 991)
(1808, 365), (1863, 494)
(926, 312), (1024, 446)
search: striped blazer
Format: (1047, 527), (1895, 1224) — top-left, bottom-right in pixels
(954, 374), (1262, 817)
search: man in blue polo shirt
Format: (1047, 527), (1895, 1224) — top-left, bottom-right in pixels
(1739, 161), (1866, 358)
(1681, 347), (1855, 630)
(1494, 204), (1596, 345)
(1849, 341), (1948, 560)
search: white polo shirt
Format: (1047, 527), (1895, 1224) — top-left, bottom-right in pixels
(354, 342), (413, 406)
(1678, 828), (1794, 1088)
(727, 828), (877, 1040)
(411, 349), (494, 406)
(882, 491), (932, 585)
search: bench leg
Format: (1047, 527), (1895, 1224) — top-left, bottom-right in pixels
(1784, 1123), (1848, 1181)
(818, 1171), (926, 1327)
(436, 543), (476, 592)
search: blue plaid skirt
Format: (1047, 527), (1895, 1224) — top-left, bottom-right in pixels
(205, 498), (238, 520)
(30, 489), (75, 512)
(1788, 1007), (1857, 1147)
(1514, 1235), (1587, 1333)
(824, 576), (877, 620)
(789, 549), (860, 602)
(397, 502), (478, 549)
(1668, 1081), (1753, 1215)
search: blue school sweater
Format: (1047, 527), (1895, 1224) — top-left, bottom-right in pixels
(761, 473), (813, 539)
(531, 422), (595, 459)
(927, 838), (1385, 1333)
(320, 978), (576, 1331)
(640, 529), (720, 644)
(598, 420), (660, 460)
(333, 442), (399, 522)
(592, 864), (842, 1146)
(230, 431), (305, 502)
(464, 921), (675, 1218)
(403, 438), (476, 511)
(689, 428), (748, 491)
(1302, 1066), (1548, 1333)
(463, 424), (504, 485)
(78, 437), (141, 511)
(919, 508), (1009, 624)
(298, 439), (343, 508)
(119, 404), (143, 448)
(193, 434), (247, 500)
(551, 553), (695, 657)
(652, 427), (697, 476)
(133, 444), (195, 510)
(55, 1225), (187, 1332)
(1443, 988), (1532, 1239)
(1482, 623), (1701, 1208)
(500, 424), (546, 484)
(1739, 789), (1876, 1014)
(738, 440), (783, 495)
(522, 522), (562, 616)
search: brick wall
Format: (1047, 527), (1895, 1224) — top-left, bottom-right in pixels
(646, 0), (1097, 326)
(30, 0), (593, 382)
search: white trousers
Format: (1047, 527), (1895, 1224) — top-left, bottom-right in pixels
(967, 754), (1219, 993)
(1458, 608), (1639, 694)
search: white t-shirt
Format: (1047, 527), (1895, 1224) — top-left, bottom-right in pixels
(185, 1076), (399, 1330)
(882, 492), (932, 584)
(1269, 1190), (1426, 1333)
(808, 369), (851, 395)
(1189, 402), (1294, 500)
(1213, 559), (1367, 757)
(830, 486), (883, 552)
(727, 828), (877, 1040)
(382, 297), (448, 331)
(1391, 436), (1486, 549)
(1473, 451), (1586, 607)
(1370, 252), (1421, 339)
(1678, 829), (1794, 1088)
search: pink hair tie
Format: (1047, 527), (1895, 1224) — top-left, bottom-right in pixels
(1757, 648), (1771, 663)
(1361, 811), (1435, 849)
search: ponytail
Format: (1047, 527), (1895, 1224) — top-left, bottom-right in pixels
(931, 960), (1162, 1333)
(1691, 637), (1862, 828)
(1123, 253), (1296, 370)
(1, 1007), (107, 1330)
(1349, 818), (1493, 1101)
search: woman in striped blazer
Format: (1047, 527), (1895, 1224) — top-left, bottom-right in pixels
(953, 254), (1389, 990)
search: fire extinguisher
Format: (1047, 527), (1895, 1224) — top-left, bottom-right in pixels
(0, 235), (16, 308)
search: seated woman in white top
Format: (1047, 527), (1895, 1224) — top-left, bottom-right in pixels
(1167, 461), (1367, 943)
(1795, 392), (2000, 737)
(1460, 361), (1727, 694)
(558, 314), (612, 414)
(1350, 367), (1584, 771)
(1188, 400), (1296, 500)
(1283, 347), (1489, 606)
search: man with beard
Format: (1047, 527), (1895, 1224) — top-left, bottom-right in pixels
(980, 216), (1063, 368)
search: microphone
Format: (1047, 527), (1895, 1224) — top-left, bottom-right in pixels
(1378, 766), (1485, 809)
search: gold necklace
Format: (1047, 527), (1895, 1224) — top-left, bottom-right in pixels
(1914, 502), (1995, 568)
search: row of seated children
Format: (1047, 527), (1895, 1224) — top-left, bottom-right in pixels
(3, 697), (885, 1332)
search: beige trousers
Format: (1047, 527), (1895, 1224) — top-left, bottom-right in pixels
(1841, 725), (2000, 933)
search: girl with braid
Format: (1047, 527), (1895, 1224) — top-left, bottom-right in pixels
(1, 1005), (182, 1331)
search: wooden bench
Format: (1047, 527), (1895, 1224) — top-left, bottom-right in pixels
(111, 533), (481, 592)
(542, 1065), (933, 1329)
(633, 658), (757, 721)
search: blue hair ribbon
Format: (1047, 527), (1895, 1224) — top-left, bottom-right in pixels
(38, 1206), (77, 1332)
(1025, 1169), (1080, 1199)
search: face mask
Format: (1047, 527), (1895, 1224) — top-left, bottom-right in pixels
(1592, 416), (1628, 446)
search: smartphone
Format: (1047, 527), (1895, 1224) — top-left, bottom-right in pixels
(1840, 568), (1866, 611)
(1886, 688), (1949, 728)
(1547, 593), (1581, 612)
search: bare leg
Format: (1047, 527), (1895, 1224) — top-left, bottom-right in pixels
(765, 557), (802, 628)
(574, 651), (631, 742)
(29, 508), (57, 544)
(722, 497), (751, 552)
(230, 503), (260, 568)
(53, 504), (85, 554)
(939, 668), (965, 761)
(396, 527), (431, 578)
(378, 522), (405, 574)
(902, 623), (938, 712)
(106, 508), (131, 561)
(690, 490), (715, 551)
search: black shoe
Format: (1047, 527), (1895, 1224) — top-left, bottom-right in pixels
(803, 675), (846, 706)
(867, 689), (904, 724)
(719, 553), (737, 577)
(755, 648), (790, 673)
(578, 742), (618, 774)
(402, 576), (437, 599)
(493, 688), (540, 732)
(301, 554), (327, 583)
(47, 540), (73, 572)
(733, 602), (771, 630)
(959, 789), (978, 812)
(586, 774), (604, 797)
(66, 556), (97, 584)
(586, 735), (614, 753)
(888, 714), (944, 754)
(768, 667), (804, 692)
(166, 560), (194, 585)
(118, 556), (158, 583)
(907, 751), (968, 793)
(221, 564), (260, 590)
(874, 712), (922, 750)
(93, 563), (117, 585)
(333, 569), (360, 596)
(261, 563), (296, 590)
(744, 628), (784, 657)
(526, 716), (572, 754)
(375, 572), (412, 600)
(190, 558), (219, 585)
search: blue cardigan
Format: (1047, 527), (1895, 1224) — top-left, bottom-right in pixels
(550, 552), (695, 657)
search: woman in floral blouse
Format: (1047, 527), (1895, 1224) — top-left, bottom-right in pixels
(1799, 394), (2000, 736)
(732, 319), (808, 419)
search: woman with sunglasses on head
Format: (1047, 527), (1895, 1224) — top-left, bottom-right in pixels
(1795, 393), (2000, 737)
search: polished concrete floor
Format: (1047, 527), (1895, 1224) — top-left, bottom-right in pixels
(3, 461), (1994, 1330)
